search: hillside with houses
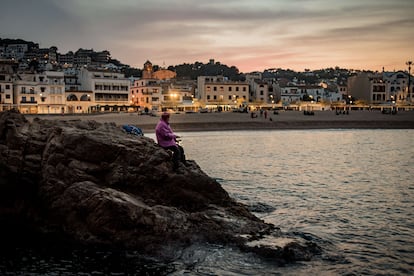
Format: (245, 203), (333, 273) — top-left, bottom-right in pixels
(1, 38), (413, 114)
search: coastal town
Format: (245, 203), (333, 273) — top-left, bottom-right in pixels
(0, 38), (413, 115)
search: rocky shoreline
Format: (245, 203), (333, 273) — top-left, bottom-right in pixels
(0, 110), (321, 264)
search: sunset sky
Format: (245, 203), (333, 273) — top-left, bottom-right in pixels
(1, 0), (413, 73)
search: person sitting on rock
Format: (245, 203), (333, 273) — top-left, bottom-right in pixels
(155, 112), (187, 171)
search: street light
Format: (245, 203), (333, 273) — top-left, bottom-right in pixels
(170, 93), (178, 111)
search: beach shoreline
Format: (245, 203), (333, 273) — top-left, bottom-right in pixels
(25, 110), (414, 133)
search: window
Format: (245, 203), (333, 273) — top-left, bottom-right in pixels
(22, 96), (27, 102)
(6, 84), (10, 89)
(6, 94), (11, 99)
(228, 95), (232, 100)
(207, 95), (210, 100)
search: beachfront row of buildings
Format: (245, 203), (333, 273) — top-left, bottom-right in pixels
(0, 59), (413, 114)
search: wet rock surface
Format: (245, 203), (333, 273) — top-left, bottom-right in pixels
(0, 110), (320, 263)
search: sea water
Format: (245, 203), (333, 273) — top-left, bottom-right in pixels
(176, 129), (414, 275)
(1, 129), (413, 275)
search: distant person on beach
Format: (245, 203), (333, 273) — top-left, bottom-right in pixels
(155, 112), (187, 171)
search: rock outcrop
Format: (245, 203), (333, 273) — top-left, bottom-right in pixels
(0, 110), (320, 263)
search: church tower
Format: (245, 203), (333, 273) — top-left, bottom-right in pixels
(143, 60), (153, 79)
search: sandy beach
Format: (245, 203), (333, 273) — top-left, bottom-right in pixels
(25, 110), (414, 133)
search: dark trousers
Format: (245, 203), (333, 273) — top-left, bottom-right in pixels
(163, 145), (186, 170)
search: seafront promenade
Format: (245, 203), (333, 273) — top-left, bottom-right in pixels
(25, 109), (414, 133)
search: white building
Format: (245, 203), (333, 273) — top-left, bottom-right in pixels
(78, 68), (130, 112)
(383, 71), (412, 104)
(197, 76), (249, 110)
(280, 85), (302, 104)
(348, 71), (413, 105)
(14, 71), (65, 114)
(38, 71), (66, 114)
(280, 84), (325, 104)
(0, 60), (16, 110)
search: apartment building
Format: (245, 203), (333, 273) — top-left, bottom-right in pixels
(197, 76), (249, 110)
(14, 71), (65, 114)
(383, 71), (412, 104)
(280, 86), (302, 104)
(78, 68), (130, 112)
(348, 71), (412, 105)
(0, 60), (16, 110)
(280, 84), (325, 104)
(1, 44), (28, 60)
(252, 81), (270, 104)
(130, 79), (162, 111)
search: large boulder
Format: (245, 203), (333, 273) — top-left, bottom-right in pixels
(0, 110), (320, 262)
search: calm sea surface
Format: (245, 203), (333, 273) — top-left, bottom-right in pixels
(1, 129), (413, 275)
(171, 129), (414, 275)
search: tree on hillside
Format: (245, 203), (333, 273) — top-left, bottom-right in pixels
(122, 67), (142, 78)
(168, 61), (243, 81)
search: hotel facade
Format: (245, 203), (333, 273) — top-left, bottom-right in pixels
(197, 76), (250, 111)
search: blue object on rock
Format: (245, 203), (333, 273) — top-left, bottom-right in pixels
(122, 125), (144, 136)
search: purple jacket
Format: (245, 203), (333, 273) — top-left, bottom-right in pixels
(155, 119), (177, 147)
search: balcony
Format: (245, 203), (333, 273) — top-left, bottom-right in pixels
(20, 100), (37, 104)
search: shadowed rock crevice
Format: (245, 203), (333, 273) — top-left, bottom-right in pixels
(0, 110), (321, 263)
